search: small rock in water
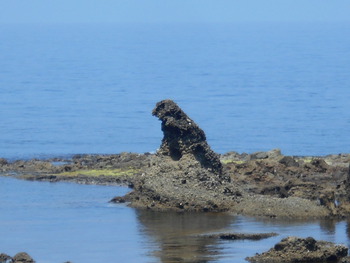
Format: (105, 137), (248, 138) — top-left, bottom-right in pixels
(246, 236), (348, 263)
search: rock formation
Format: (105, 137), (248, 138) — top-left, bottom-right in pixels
(152, 99), (222, 174)
(246, 236), (348, 263)
(114, 99), (235, 212)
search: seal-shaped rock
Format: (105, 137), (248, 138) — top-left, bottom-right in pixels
(152, 99), (222, 175)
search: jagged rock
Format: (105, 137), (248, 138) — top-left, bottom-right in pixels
(246, 236), (348, 263)
(152, 99), (222, 174)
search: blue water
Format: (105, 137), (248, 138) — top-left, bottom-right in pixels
(0, 22), (349, 159)
(1, 176), (350, 263)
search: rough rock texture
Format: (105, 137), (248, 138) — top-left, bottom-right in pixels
(124, 151), (238, 212)
(246, 236), (348, 263)
(152, 99), (222, 175)
(121, 99), (234, 211)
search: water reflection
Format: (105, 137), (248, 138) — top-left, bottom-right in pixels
(136, 210), (235, 263)
(319, 218), (338, 235)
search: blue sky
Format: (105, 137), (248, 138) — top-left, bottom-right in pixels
(1, 0), (350, 24)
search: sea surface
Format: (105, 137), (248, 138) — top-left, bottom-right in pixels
(0, 22), (350, 262)
(0, 22), (349, 159)
(1, 176), (350, 263)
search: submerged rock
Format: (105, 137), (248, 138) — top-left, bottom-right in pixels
(152, 99), (222, 175)
(246, 236), (348, 263)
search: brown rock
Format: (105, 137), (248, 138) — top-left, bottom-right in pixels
(246, 236), (348, 263)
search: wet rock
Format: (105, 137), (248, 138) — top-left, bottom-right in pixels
(152, 99), (222, 174)
(12, 252), (35, 263)
(246, 236), (348, 263)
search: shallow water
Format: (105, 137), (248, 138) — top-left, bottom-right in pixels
(1, 177), (349, 263)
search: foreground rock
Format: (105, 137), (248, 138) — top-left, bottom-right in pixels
(246, 236), (348, 263)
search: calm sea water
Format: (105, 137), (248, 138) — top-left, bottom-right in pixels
(0, 22), (349, 159)
(1, 23), (350, 262)
(1, 176), (350, 263)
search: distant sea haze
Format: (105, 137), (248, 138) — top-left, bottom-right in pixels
(0, 22), (349, 159)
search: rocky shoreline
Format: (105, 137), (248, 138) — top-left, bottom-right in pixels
(1, 100), (349, 218)
(1, 150), (349, 218)
(1, 99), (350, 262)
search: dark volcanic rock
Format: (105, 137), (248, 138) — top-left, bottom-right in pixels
(246, 236), (348, 263)
(152, 99), (222, 175)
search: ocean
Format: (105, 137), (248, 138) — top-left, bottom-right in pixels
(0, 22), (349, 159)
(0, 22), (350, 262)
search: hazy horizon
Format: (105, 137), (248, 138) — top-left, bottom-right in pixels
(1, 0), (350, 25)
